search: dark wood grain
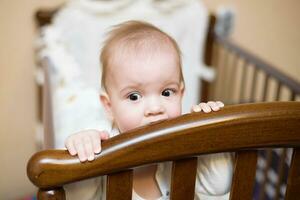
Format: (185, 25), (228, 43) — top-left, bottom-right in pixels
(170, 157), (197, 200)
(274, 148), (288, 199)
(229, 151), (257, 200)
(35, 8), (59, 27)
(107, 170), (133, 200)
(38, 187), (65, 200)
(285, 148), (300, 200)
(201, 14), (216, 102)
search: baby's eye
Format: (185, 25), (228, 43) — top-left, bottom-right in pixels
(162, 89), (175, 97)
(128, 92), (141, 101)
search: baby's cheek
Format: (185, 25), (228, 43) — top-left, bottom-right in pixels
(117, 111), (142, 133)
(168, 103), (182, 118)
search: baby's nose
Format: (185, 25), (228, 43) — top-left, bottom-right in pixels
(145, 100), (165, 116)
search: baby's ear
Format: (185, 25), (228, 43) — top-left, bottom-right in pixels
(100, 93), (113, 121)
(180, 81), (185, 96)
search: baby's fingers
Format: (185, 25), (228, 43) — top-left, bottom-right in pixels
(100, 131), (109, 140)
(92, 133), (101, 154)
(75, 140), (87, 162)
(83, 136), (95, 161)
(199, 103), (212, 113)
(216, 101), (224, 108)
(191, 104), (202, 112)
(92, 131), (109, 154)
(65, 140), (77, 156)
(207, 101), (220, 111)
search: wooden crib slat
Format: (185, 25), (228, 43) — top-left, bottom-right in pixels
(201, 14), (216, 102)
(262, 74), (270, 101)
(285, 148), (300, 200)
(229, 151), (257, 200)
(250, 67), (258, 102)
(275, 82), (282, 100)
(214, 43), (225, 100)
(225, 52), (238, 103)
(219, 47), (229, 102)
(170, 157), (197, 200)
(239, 60), (248, 103)
(210, 41), (219, 100)
(274, 148), (288, 199)
(290, 92), (296, 101)
(224, 48), (233, 103)
(38, 187), (66, 200)
(106, 170), (133, 200)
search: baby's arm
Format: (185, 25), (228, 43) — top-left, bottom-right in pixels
(65, 130), (109, 162)
(191, 101), (224, 113)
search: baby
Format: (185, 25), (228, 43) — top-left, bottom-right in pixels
(65, 21), (232, 200)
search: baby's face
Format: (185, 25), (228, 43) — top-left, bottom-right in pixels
(101, 47), (184, 133)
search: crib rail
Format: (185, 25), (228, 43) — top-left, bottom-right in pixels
(205, 34), (300, 104)
(27, 102), (300, 200)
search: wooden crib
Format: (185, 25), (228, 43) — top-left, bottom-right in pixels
(30, 7), (300, 200)
(28, 102), (300, 200)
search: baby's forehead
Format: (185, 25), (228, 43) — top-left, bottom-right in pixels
(110, 36), (179, 64)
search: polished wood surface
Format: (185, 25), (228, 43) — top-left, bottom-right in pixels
(35, 8), (59, 27)
(201, 14), (217, 102)
(285, 148), (300, 200)
(27, 102), (300, 194)
(170, 157), (197, 200)
(229, 151), (257, 200)
(37, 187), (65, 200)
(107, 170), (133, 200)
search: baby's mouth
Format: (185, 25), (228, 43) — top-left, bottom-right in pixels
(148, 118), (168, 125)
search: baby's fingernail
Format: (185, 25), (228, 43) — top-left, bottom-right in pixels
(88, 155), (94, 161)
(212, 107), (219, 111)
(193, 106), (201, 112)
(204, 108), (211, 113)
(80, 157), (87, 162)
(95, 148), (100, 154)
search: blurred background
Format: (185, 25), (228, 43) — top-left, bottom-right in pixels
(0, 0), (299, 199)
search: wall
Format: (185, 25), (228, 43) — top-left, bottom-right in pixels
(0, 0), (299, 199)
(0, 1), (65, 199)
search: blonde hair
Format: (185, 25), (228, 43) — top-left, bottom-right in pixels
(100, 20), (184, 92)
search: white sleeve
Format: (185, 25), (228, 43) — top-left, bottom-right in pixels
(195, 153), (234, 198)
(64, 177), (103, 200)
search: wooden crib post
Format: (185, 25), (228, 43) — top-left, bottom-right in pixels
(37, 187), (66, 200)
(201, 14), (216, 102)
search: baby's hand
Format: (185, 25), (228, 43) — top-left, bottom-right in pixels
(191, 101), (224, 113)
(65, 130), (109, 162)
